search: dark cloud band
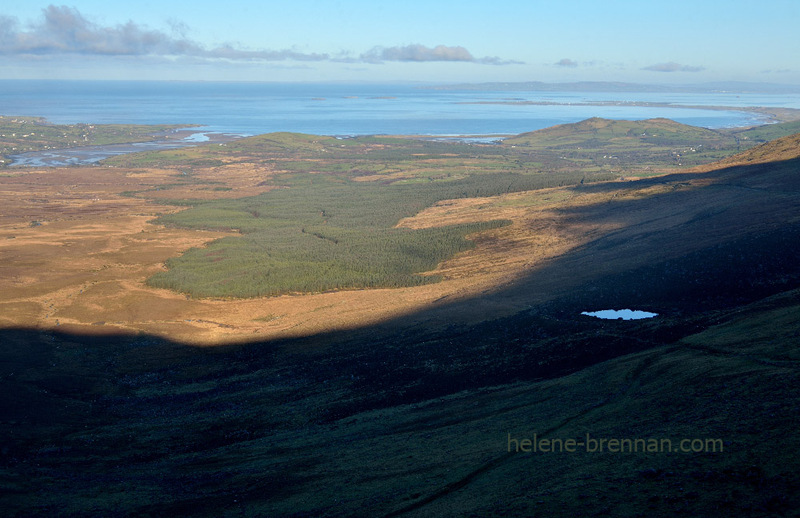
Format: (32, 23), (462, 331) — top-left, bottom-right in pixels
(0, 6), (520, 66)
(360, 44), (522, 65)
(643, 62), (705, 73)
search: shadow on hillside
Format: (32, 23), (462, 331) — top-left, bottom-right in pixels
(4, 155), (800, 412)
(3, 156), (800, 516)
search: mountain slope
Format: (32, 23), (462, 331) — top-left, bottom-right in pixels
(709, 130), (800, 167)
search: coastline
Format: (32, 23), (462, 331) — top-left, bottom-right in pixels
(6, 102), (799, 167)
(7, 129), (243, 167)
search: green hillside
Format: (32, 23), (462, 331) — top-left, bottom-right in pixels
(503, 117), (741, 171)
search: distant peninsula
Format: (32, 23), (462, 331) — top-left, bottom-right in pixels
(453, 100), (800, 124)
(424, 81), (800, 94)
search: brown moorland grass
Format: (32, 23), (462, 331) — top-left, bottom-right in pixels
(0, 170), (721, 344)
(0, 162), (630, 344)
(3, 132), (799, 345)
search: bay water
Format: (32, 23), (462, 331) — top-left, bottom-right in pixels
(3, 80), (798, 138)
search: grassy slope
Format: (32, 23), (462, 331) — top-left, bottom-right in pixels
(2, 290), (798, 517)
(731, 119), (800, 143)
(3, 134), (800, 516)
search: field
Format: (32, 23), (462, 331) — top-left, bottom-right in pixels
(2, 117), (800, 516)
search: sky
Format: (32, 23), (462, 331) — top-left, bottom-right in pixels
(1, 1), (799, 84)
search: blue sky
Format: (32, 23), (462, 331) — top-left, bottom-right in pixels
(1, 1), (798, 84)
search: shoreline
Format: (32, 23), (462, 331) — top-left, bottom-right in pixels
(7, 129), (243, 167)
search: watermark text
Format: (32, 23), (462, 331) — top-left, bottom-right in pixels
(507, 433), (723, 454)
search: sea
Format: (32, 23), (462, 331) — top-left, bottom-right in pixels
(2, 80), (800, 138)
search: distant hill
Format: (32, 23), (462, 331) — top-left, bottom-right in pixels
(501, 117), (739, 172)
(503, 117), (731, 148)
(501, 117), (800, 174)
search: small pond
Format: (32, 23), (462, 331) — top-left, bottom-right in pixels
(581, 309), (658, 320)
